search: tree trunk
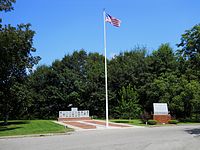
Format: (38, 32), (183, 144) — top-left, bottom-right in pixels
(3, 113), (9, 125)
(3, 104), (9, 125)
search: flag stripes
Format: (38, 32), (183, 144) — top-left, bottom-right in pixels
(105, 13), (121, 27)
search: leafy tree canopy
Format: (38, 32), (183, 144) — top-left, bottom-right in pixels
(177, 24), (200, 60)
(0, 23), (40, 124)
(0, 0), (16, 12)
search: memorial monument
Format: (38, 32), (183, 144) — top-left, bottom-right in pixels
(153, 103), (171, 124)
(58, 107), (91, 121)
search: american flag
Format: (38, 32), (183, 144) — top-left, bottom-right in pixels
(105, 13), (121, 27)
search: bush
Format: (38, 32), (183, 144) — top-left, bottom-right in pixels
(91, 116), (98, 119)
(148, 120), (157, 125)
(140, 111), (151, 123)
(168, 120), (178, 124)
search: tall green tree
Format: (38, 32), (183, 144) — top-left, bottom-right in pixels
(109, 48), (148, 90)
(28, 51), (108, 119)
(177, 24), (200, 60)
(138, 44), (177, 112)
(149, 43), (177, 76)
(115, 84), (141, 119)
(84, 52), (106, 117)
(0, 24), (40, 124)
(177, 24), (200, 80)
(109, 48), (149, 111)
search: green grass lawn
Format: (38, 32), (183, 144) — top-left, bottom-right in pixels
(0, 120), (72, 137)
(110, 119), (145, 126)
(110, 119), (200, 126)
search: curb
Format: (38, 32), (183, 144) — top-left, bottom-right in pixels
(0, 132), (73, 139)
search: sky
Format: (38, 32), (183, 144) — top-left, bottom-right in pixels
(1, 0), (200, 66)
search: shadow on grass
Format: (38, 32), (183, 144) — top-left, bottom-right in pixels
(112, 120), (144, 125)
(0, 121), (30, 126)
(0, 126), (22, 132)
(113, 120), (132, 123)
(185, 128), (200, 136)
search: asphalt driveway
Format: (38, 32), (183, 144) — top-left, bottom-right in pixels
(0, 125), (200, 150)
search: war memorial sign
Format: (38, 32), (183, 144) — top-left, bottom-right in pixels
(153, 103), (171, 123)
(58, 108), (90, 121)
(153, 103), (168, 115)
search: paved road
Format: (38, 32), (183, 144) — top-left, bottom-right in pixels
(0, 125), (200, 150)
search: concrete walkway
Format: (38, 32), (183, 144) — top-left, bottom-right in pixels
(55, 120), (142, 131)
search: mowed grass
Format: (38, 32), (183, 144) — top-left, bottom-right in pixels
(0, 120), (72, 137)
(110, 119), (200, 126)
(110, 119), (145, 126)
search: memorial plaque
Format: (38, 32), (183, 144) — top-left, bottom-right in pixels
(153, 103), (168, 115)
(71, 107), (78, 112)
(59, 107), (89, 118)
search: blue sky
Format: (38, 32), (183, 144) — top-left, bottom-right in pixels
(1, 0), (200, 65)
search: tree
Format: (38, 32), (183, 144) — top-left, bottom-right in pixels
(0, 24), (40, 124)
(0, 0), (16, 12)
(145, 72), (200, 119)
(83, 52), (106, 117)
(2, 22), (199, 121)
(177, 24), (200, 60)
(149, 43), (177, 76)
(115, 84), (141, 119)
(109, 47), (148, 90)
(137, 44), (177, 113)
(177, 24), (200, 79)
(189, 81), (200, 119)
(0, 0), (16, 23)
(109, 48), (149, 115)
(147, 73), (183, 117)
(27, 65), (54, 119)
(9, 82), (33, 119)
(172, 79), (200, 119)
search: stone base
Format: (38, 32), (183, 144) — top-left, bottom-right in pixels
(58, 117), (92, 122)
(153, 115), (171, 124)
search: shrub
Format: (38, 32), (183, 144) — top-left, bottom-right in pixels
(179, 118), (200, 123)
(148, 120), (157, 125)
(140, 111), (151, 123)
(168, 120), (178, 124)
(91, 116), (98, 119)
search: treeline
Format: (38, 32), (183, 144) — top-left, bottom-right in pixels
(2, 22), (200, 121)
(1, 1), (200, 123)
(23, 39), (200, 120)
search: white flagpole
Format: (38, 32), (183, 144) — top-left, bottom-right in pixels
(103, 9), (109, 128)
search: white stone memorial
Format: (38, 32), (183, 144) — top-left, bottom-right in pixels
(59, 107), (89, 118)
(153, 103), (168, 115)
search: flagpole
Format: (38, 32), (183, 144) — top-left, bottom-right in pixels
(103, 9), (109, 128)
